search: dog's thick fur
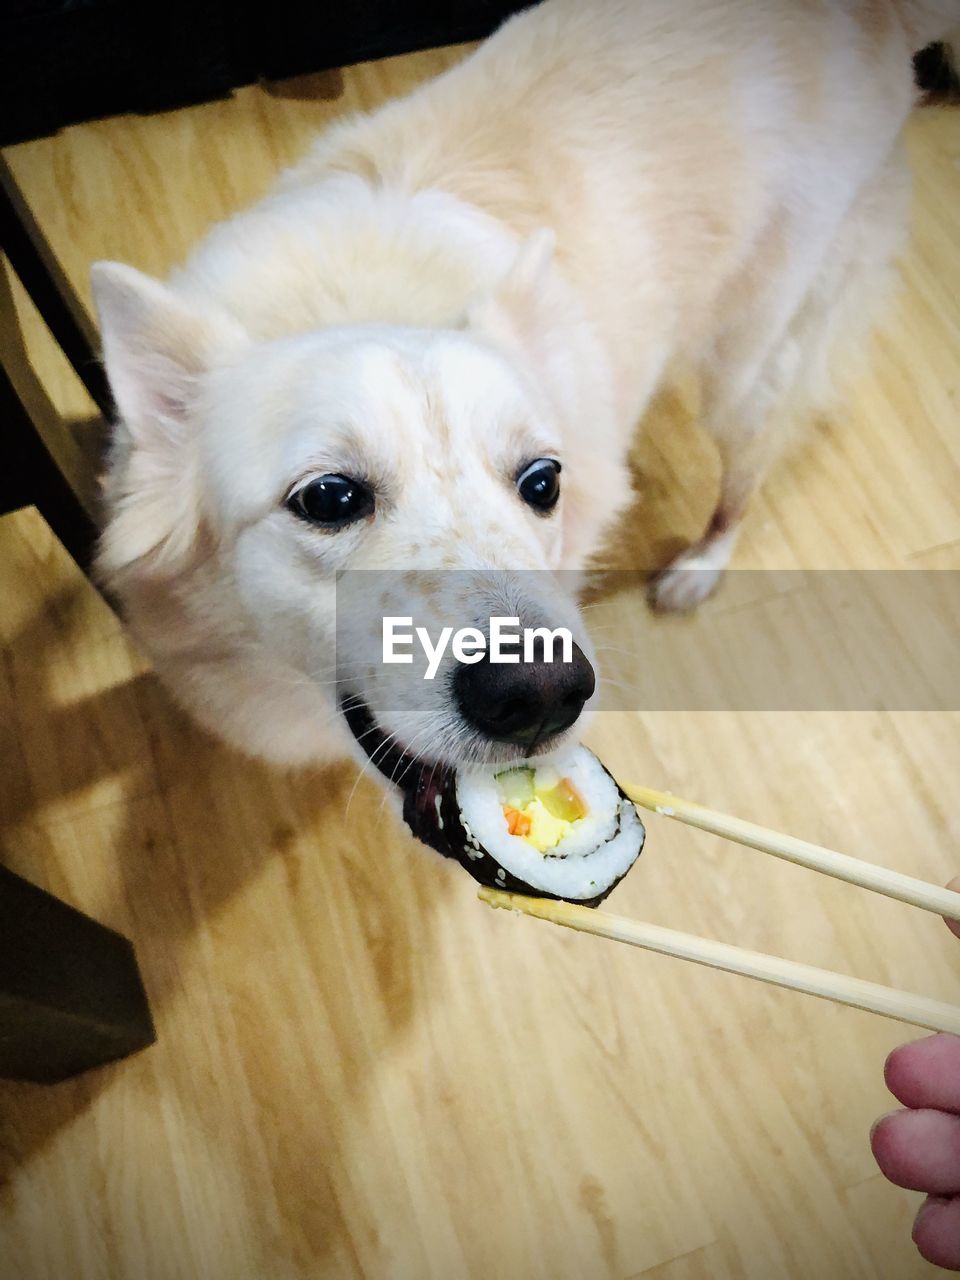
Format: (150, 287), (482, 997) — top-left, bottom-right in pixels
(92, 0), (960, 773)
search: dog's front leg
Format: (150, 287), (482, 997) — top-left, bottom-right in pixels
(646, 420), (775, 614)
(648, 320), (804, 614)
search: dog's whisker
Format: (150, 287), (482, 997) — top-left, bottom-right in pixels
(594, 672), (643, 691)
(314, 672), (380, 690)
(373, 728), (438, 826)
(596, 681), (641, 701)
(343, 728), (404, 823)
(350, 722), (390, 747)
(592, 643), (645, 662)
(390, 727), (432, 784)
(583, 623), (633, 636)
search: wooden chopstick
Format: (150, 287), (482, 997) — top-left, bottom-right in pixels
(479, 889), (960, 1034)
(622, 784), (960, 923)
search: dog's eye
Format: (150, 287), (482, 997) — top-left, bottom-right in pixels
(287, 474), (374, 528)
(516, 458), (561, 513)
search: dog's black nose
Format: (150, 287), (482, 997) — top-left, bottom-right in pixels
(454, 642), (595, 747)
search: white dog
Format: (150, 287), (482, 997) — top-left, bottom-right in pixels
(92, 0), (959, 782)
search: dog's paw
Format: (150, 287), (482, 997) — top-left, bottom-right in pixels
(646, 546), (727, 613)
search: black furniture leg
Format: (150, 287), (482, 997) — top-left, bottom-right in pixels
(0, 359), (99, 572)
(0, 156), (112, 418)
(0, 864), (156, 1083)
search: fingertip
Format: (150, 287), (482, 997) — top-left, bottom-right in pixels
(872, 1108), (960, 1195)
(883, 1034), (960, 1110)
(913, 1196), (960, 1271)
(884, 1037), (932, 1105)
(943, 877), (960, 940)
(913, 1194), (949, 1240)
(884, 1042), (906, 1094)
(870, 1108), (902, 1162)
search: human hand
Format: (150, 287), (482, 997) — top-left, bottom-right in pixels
(871, 892), (960, 1270)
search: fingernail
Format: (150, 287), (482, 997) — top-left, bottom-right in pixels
(870, 1109), (901, 1143)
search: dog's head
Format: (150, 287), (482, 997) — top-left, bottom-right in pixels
(92, 234), (623, 782)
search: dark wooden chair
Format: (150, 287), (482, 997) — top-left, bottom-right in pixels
(1, 155), (107, 572)
(0, 865), (156, 1083)
(0, 165), (150, 1082)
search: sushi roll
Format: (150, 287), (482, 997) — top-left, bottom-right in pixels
(403, 746), (645, 906)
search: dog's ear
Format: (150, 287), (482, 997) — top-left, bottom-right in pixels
(91, 263), (247, 574)
(466, 228), (557, 349)
(91, 262), (246, 446)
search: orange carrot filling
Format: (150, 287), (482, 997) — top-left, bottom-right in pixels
(503, 805), (532, 837)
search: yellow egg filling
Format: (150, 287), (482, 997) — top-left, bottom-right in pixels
(497, 767), (588, 852)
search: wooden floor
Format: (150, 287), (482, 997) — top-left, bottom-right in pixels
(2, 44), (959, 1280)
